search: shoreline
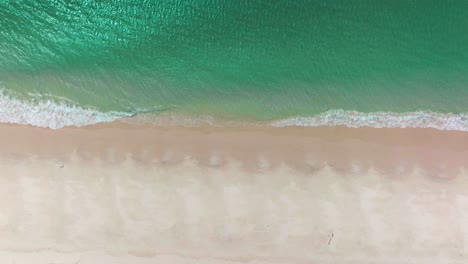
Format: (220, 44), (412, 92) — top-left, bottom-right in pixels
(1, 87), (468, 131)
(0, 122), (467, 263)
(1, 120), (466, 175)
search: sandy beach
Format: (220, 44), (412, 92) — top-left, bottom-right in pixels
(0, 121), (467, 263)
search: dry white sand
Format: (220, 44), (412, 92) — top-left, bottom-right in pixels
(0, 122), (467, 263)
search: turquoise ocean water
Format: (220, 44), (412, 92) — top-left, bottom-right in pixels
(0, 0), (467, 129)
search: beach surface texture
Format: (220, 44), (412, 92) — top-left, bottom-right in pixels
(0, 121), (467, 263)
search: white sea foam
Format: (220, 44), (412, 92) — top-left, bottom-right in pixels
(271, 109), (468, 132)
(0, 89), (132, 129)
(125, 110), (468, 132)
(0, 89), (466, 131)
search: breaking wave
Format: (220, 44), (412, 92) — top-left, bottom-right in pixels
(271, 110), (468, 132)
(0, 89), (132, 129)
(0, 89), (466, 132)
(122, 110), (468, 132)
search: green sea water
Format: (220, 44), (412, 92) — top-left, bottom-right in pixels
(0, 0), (467, 128)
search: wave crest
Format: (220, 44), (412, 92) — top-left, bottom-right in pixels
(271, 110), (468, 131)
(0, 89), (466, 131)
(0, 89), (132, 129)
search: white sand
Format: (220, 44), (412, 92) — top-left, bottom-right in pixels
(0, 123), (467, 263)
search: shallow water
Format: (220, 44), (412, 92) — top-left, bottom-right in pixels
(0, 0), (467, 128)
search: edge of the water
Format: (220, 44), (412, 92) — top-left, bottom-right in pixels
(1, 88), (467, 131)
